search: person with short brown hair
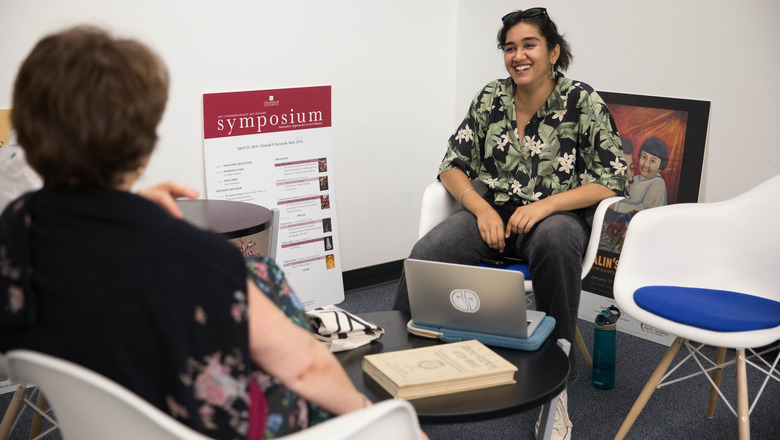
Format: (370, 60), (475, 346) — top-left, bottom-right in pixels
(12, 26), (168, 190)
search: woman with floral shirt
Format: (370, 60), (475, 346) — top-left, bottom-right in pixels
(393, 8), (629, 439)
(0, 26), (385, 440)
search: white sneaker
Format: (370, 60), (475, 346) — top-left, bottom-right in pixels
(534, 389), (572, 440)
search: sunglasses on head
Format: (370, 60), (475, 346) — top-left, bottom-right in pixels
(501, 7), (548, 22)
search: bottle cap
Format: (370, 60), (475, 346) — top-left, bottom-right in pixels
(595, 305), (621, 326)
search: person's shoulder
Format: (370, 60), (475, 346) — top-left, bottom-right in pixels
(562, 77), (596, 94)
(648, 174), (667, 184)
(558, 76), (608, 109)
(245, 255), (286, 285)
(471, 78), (512, 109)
(0, 190), (36, 220)
(636, 174), (666, 185)
(482, 77), (512, 90)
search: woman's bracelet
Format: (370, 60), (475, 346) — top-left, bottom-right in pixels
(459, 187), (476, 204)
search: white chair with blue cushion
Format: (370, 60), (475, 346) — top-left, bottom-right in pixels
(4, 349), (423, 440)
(612, 175), (780, 440)
(419, 180), (624, 371)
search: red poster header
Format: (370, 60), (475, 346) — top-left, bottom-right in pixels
(203, 86), (331, 139)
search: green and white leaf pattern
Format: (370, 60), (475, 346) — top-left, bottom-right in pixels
(439, 74), (629, 205)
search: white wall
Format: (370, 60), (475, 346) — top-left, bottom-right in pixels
(2, 0), (778, 271)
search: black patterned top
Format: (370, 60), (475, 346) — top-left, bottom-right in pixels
(440, 74), (629, 206)
(0, 189), (328, 439)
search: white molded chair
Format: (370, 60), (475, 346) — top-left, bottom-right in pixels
(612, 175), (780, 440)
(0, 353), (52, 440)
(418, 180), (624, 371)
(4, 349), (423, 440)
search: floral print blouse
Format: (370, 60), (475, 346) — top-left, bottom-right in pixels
(0, 189), (329, 440)
(440, 74), (629, 206)
(170, 256), (331, 440)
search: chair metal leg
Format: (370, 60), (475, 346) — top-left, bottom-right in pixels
(575, 327), (592, 373)
(28, 391), (48, 440)
(0, 384), (26, 440)
(707, 346), (727, 418)
(614, 337), (684, 440)
(736, 349), (750, 440)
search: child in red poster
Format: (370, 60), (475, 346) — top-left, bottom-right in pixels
(613, 137), (668, 213)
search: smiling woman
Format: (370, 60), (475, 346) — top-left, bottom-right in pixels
(393, 7), (629, 440)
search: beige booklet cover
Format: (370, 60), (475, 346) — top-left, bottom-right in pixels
(362, 339), (517, 400)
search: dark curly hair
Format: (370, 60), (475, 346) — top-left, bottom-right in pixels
(497, 9), (573, 72)
(12, 26), (169, 189)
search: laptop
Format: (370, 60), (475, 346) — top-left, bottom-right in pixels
(405, 258), (546, 339)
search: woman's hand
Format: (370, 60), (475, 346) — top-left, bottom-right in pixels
(505, 198), (554, 236)
(504, 183), (619, 236)
(440, 169), (509, 252)
(475, 205), (507, 252)
(136, 180), (198, 218)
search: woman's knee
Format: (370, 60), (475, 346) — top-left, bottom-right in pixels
(409, 233), (440, 259)
(409, 211), (486, 262)
(526, 213), (588, 257)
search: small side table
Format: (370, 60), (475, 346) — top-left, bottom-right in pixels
(176, 199), (274, 257)
(176, 199), (272, 238)
(335, 310), (569, 423)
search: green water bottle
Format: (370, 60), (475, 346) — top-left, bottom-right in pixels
(592, 305), (620, 390)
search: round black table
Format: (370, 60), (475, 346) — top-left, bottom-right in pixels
(176, 199), (273, 239)
(335, 310), (570, 422)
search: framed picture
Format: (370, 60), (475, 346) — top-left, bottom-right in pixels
(578, 92), (710, 344)
(581, 92), (711, 299)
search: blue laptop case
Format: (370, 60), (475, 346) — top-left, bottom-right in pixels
(407, 315), (556, 351)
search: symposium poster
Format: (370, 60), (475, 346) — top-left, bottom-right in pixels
(202, 86), (344, 309)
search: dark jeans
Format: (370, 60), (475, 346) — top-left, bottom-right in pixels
(393, 203), (589, 355)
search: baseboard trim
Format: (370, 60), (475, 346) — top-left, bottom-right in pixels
(342, 259), (403, 292)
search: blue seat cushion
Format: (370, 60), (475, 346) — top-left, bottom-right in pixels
(477, 261), (532, 279)
(634, 286), (780, 332)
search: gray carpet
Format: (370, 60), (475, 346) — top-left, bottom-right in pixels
(3, 281), (778, 440)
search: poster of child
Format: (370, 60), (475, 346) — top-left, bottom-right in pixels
(582, 92), (709, 300)
(599, 137), (669, 252)
(613, 137), (669, 213)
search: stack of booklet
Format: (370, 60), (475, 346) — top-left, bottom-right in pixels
(362, 340), (517, 400)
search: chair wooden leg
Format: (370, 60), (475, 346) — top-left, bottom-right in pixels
(28, 391), (48, 440)
(614, 337), (684, 440)
(736, 349), (750, 440)
(0, 384), (26, 440)
(575, 327), (592, 373)
(707, 347), (728, 418)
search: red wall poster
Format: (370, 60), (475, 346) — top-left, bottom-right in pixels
(202, 86), (344, 309)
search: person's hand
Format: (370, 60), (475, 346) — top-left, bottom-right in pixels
(506, 199), (554, 237)
(136, 180), (198, 218)
(475, 206), (507, 252)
